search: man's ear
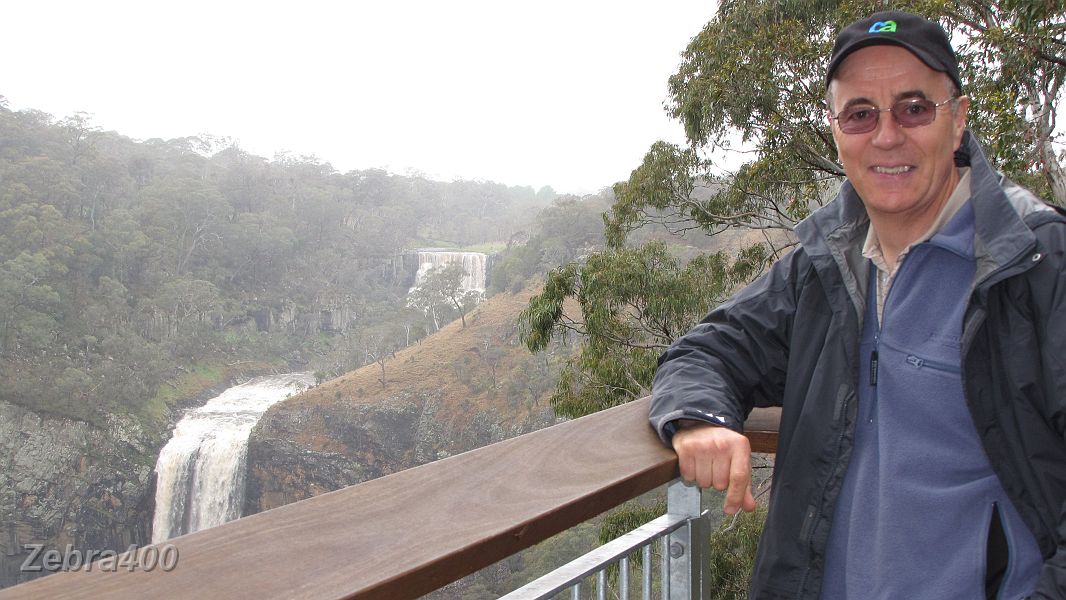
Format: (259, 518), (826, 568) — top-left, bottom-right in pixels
(952, 95), (970, 149)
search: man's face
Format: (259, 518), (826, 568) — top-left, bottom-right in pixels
(827, 45), (968, 225)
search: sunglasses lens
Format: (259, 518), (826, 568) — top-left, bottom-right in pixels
(893, 98), (937, 127)
(838, 107), (878, 134)
(835, 98), (942, 134)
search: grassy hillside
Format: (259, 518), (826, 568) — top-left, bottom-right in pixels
(285, 281), (562, 433)
(245, 281), (572, 514)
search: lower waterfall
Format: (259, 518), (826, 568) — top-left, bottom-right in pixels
(151, 373), (315, 543)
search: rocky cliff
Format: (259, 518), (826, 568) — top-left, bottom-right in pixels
(0, 402), (162, 588)
(0, 368), (258, 590)
(245, 287), (563, 513)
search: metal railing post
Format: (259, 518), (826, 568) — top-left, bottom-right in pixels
(666, 480), (709, 600)
(500, 479), (716, 600)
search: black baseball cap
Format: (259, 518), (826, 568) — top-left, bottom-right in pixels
(826, 11), (961, 91)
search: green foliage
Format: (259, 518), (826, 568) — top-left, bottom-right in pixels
(503, 352), (559, 408)
(596, 499), (766, 600)
(460, 241), (508, 254)
(141, 363), (227, 424)
(409, 262), (479, 330)
(706, 508), (768, 599)
(598, 498), (669, 588)
(607, 142), (702, 247)
(928, 0), (1066, 201)
(0, 251), (63, 353)
(520, 242), (750, 418)
(598, 499), (668, 546)
(488, 195), (610, 296)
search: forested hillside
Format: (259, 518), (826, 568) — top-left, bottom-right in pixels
(0, 99), (556, 424)
(0, 96), (630, 591)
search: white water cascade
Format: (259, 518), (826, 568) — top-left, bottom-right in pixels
(411, 251), (488, 293)
(151, 373), (315, 543)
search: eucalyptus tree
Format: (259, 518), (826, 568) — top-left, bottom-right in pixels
(520, 242), (759, 417)
(521, 0), (1064, 418)
(409, 263), (476, 331)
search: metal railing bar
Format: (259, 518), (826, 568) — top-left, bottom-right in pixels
(499, 513), (690, 599)
(643, 544), (652, 599)
(598, 570), (607, 600)
(660, 536), (669, 600)
(620, 555), (629, 600)
(571, 582), (580, 600)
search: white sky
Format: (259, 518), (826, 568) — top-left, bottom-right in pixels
(0, 1), (718, 195)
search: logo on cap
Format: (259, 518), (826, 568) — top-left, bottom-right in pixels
(868, 20), (897, 33)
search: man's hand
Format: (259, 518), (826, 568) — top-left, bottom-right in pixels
(672, 420), (756, 515)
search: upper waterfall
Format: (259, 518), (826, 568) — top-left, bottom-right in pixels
(151, 373), (315, 543)
(411, 251), (487, 293)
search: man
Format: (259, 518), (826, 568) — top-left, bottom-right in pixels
(650, 11), (1066, 599)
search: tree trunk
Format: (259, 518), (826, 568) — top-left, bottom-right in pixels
(1031, 80), (1065, 205)
(1043, 139), (1066, 206)
(452, 298), (465, 329)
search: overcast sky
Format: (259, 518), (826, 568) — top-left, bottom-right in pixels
(1, 1), (718, 195)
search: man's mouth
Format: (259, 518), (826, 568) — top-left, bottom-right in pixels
(872, 165), (914, 175)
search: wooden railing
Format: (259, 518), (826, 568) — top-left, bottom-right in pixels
(0, 398), (779, 600)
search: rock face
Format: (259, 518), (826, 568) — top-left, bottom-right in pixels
(246, 389), (555, 513)
(0, 402), (161, 588)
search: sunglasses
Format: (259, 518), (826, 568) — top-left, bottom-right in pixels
(830, 96), (958, 134)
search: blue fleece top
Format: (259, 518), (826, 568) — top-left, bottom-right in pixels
(820, 202), (1042, 599)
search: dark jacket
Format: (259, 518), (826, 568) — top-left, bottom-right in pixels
(649, 133), (1066, 599)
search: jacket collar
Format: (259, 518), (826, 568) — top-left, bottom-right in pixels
(796, 131), (1042, 281)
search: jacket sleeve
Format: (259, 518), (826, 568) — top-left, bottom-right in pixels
(648, 247), (808, 446)
(1027, 217), (1066, 599)
(1030, 508), (1066, 598)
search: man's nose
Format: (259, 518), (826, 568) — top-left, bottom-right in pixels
(870, 110), (905, 148)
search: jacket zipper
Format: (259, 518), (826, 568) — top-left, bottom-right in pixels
(878, 337), (962, 376)
(904, 353), (960, 374)
(870, 348), (878, 386)
(870, 269), (887, 387)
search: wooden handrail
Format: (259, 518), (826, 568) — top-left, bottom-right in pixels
(0, 399), (779, 600)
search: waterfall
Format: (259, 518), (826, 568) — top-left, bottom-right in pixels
(411, 251), (487, 293)
(151, 373), (315, 543)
